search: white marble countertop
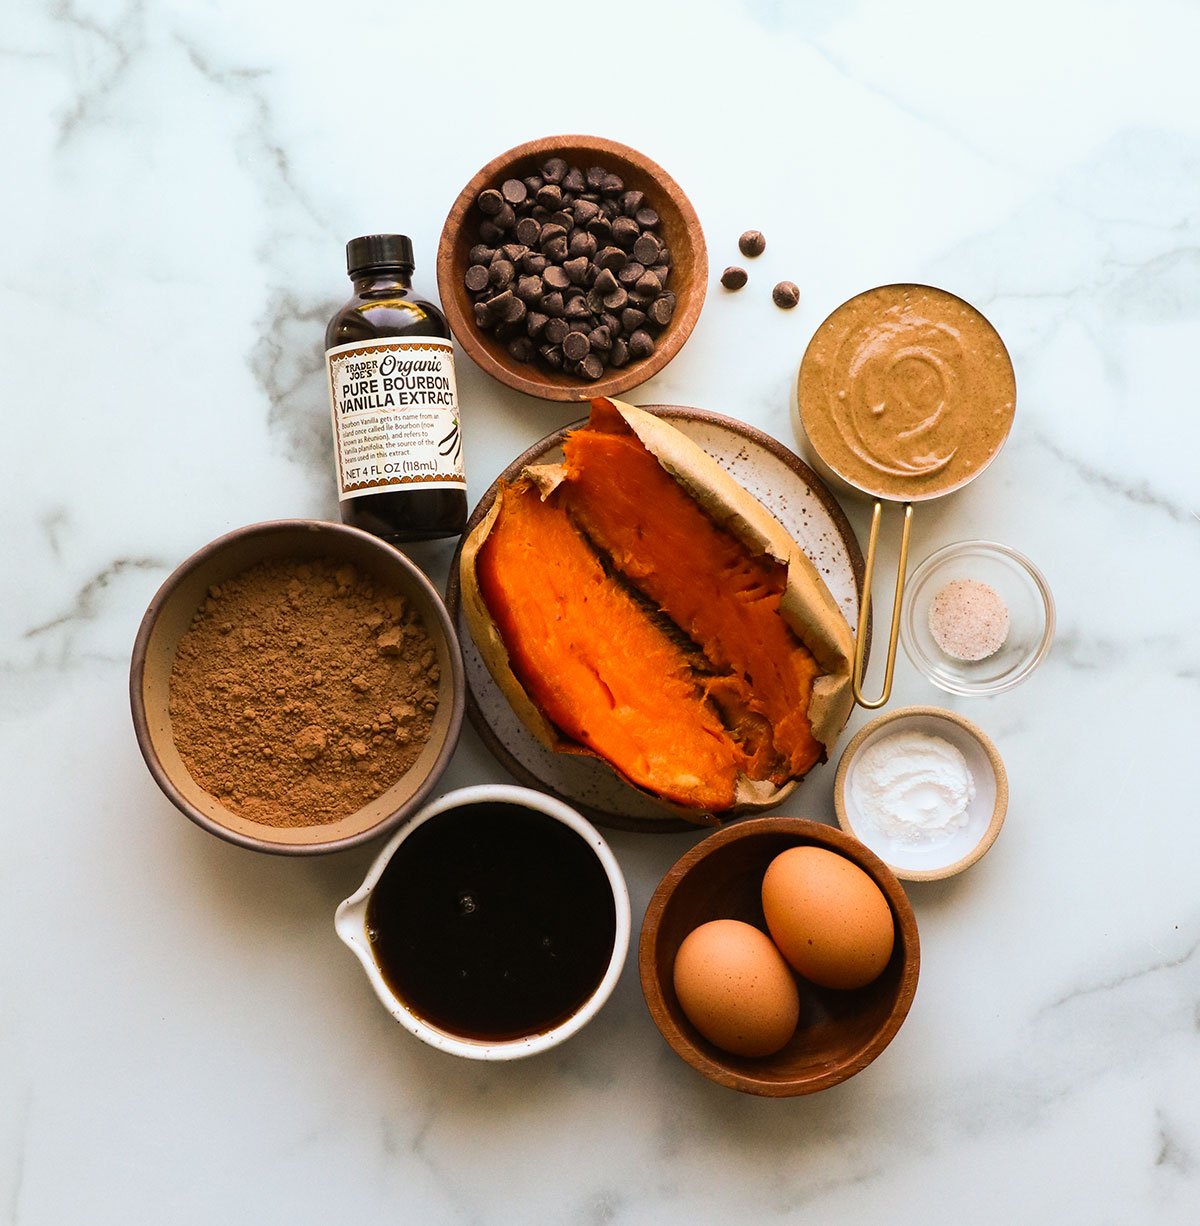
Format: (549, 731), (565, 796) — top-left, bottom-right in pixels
(4, 1), (1199, 1222)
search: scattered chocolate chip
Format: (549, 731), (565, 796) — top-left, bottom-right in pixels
(772, 280), (799, 309)
(721, 266), (748, 290)
(739, 229), (766, 257)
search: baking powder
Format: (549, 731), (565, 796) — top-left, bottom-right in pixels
(850, 730), (976, 841)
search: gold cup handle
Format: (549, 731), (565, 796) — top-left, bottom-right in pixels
(852, 501), (914, 710)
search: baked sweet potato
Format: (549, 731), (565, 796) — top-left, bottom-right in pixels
(460, 399), (854, 820)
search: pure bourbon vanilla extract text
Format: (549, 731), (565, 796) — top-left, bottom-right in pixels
(365, 802), (617, 1041)
(325, 234), (468, 542)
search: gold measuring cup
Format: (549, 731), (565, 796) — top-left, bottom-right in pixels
(795, 284), (1016, 710)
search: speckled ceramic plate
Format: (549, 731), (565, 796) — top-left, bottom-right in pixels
(445, 406), (866, 833)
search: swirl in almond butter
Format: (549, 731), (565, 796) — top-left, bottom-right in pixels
(799, 285), (1015, 500)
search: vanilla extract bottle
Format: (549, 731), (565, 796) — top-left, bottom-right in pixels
(325, 234), (467, 542)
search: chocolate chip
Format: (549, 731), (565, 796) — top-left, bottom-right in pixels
(601, 173), (624, 195)
(478, 220), (502, 245)
(521, 252), (549, 275)
(526, 311), (549, 337)
(543, 318), (569, 345)
(542, 265), (570, 291)
(485, 289), (515, 319)
(542, 157), (568, 183)
(588, 325), (612, 351)
(542, 235), (568, 262)
(523, 174), (543, 196)
(500, 243), (527, 263)
(564, 296), (592, 319)
(562, 167), (585, 193)
(648, 295), (675, 326)
(562, 332), (591, 362)
(515, 217), (542, 246)
(494, 203), (516, 231)
(634, 207), (659, 228)
(579, 353), (605, 380)
(635, 271), (661, 298)
(536, 184), (563, 210)
(602, 286), (628, 311)
(464, 265), (490, 293)
(539, 291), (565, 317)
(721, 266), (748, 290)
(568, 231), (597, 260)
(611, 216), (640, 248)
(620, 190), (644, 217)
(515, 275), (543, 302)
(488, 260), (515, 288)
(739, 230), (766, 257)
(468, 244), (495, 265)
(563, 256), (589, 285)
(592, 267), (619, 296)
(628, 330), (655, 360)
(585, 166), (608, 190)
(573, 199), (601, 227)
(478, 188), (504, 216)
(621, 307), (646, 332)
(550, 210), (575, 232)
(609, 338), (629, 367)
(617, 261), (644, 286)
(633, 234), (660, 265)
(772, 280), (799, 309)
(502, 178), (527, 206)
(539, 344), (564, 369)
(508, 336), (535, 361)
(586, 215), (612, 242)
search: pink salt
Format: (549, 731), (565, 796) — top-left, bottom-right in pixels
(928, 579), (1009, 662)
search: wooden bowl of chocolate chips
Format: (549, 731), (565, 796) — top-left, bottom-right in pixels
(437, 134), (707, 402)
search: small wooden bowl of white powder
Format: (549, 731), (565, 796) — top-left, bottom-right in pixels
(834, 707), (1008, 881)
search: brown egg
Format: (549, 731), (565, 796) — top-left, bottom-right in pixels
(761, 846), (895, 989)
(672, 919), (800, 1057)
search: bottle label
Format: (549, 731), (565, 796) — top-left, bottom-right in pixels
(326, 337), (466, 502)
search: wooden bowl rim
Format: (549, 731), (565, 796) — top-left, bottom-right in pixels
(638, 817), (920, 1096)
(436, 133), (707, 403)
(129, 518), (466, 856)
(444, 405), (869, 834)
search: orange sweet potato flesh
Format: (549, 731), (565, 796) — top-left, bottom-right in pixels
(476, 479), (750, 810)
(559, 405), (823, 781)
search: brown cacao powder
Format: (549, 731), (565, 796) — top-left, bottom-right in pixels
(168, 557), (440, 827)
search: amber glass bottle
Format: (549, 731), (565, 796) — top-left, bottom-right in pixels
(325, 234), (467, 542)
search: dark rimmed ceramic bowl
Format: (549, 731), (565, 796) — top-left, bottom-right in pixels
(130, 519), (465, 855)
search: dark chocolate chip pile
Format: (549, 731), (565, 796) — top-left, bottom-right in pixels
(463, 157), (675, 381)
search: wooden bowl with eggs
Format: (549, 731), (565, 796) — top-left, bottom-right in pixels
(639, 818), (919, 1096)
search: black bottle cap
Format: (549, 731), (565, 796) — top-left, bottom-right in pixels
(346, 234), (415, 277)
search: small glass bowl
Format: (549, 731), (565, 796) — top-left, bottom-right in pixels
(901, 541), (1054, 697)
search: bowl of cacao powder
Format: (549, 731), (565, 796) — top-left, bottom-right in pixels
(130, 520), (465, 854)
(437, 134), (707, 402)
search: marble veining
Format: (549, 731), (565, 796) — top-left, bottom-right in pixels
(2, 0), (1198, 1222)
